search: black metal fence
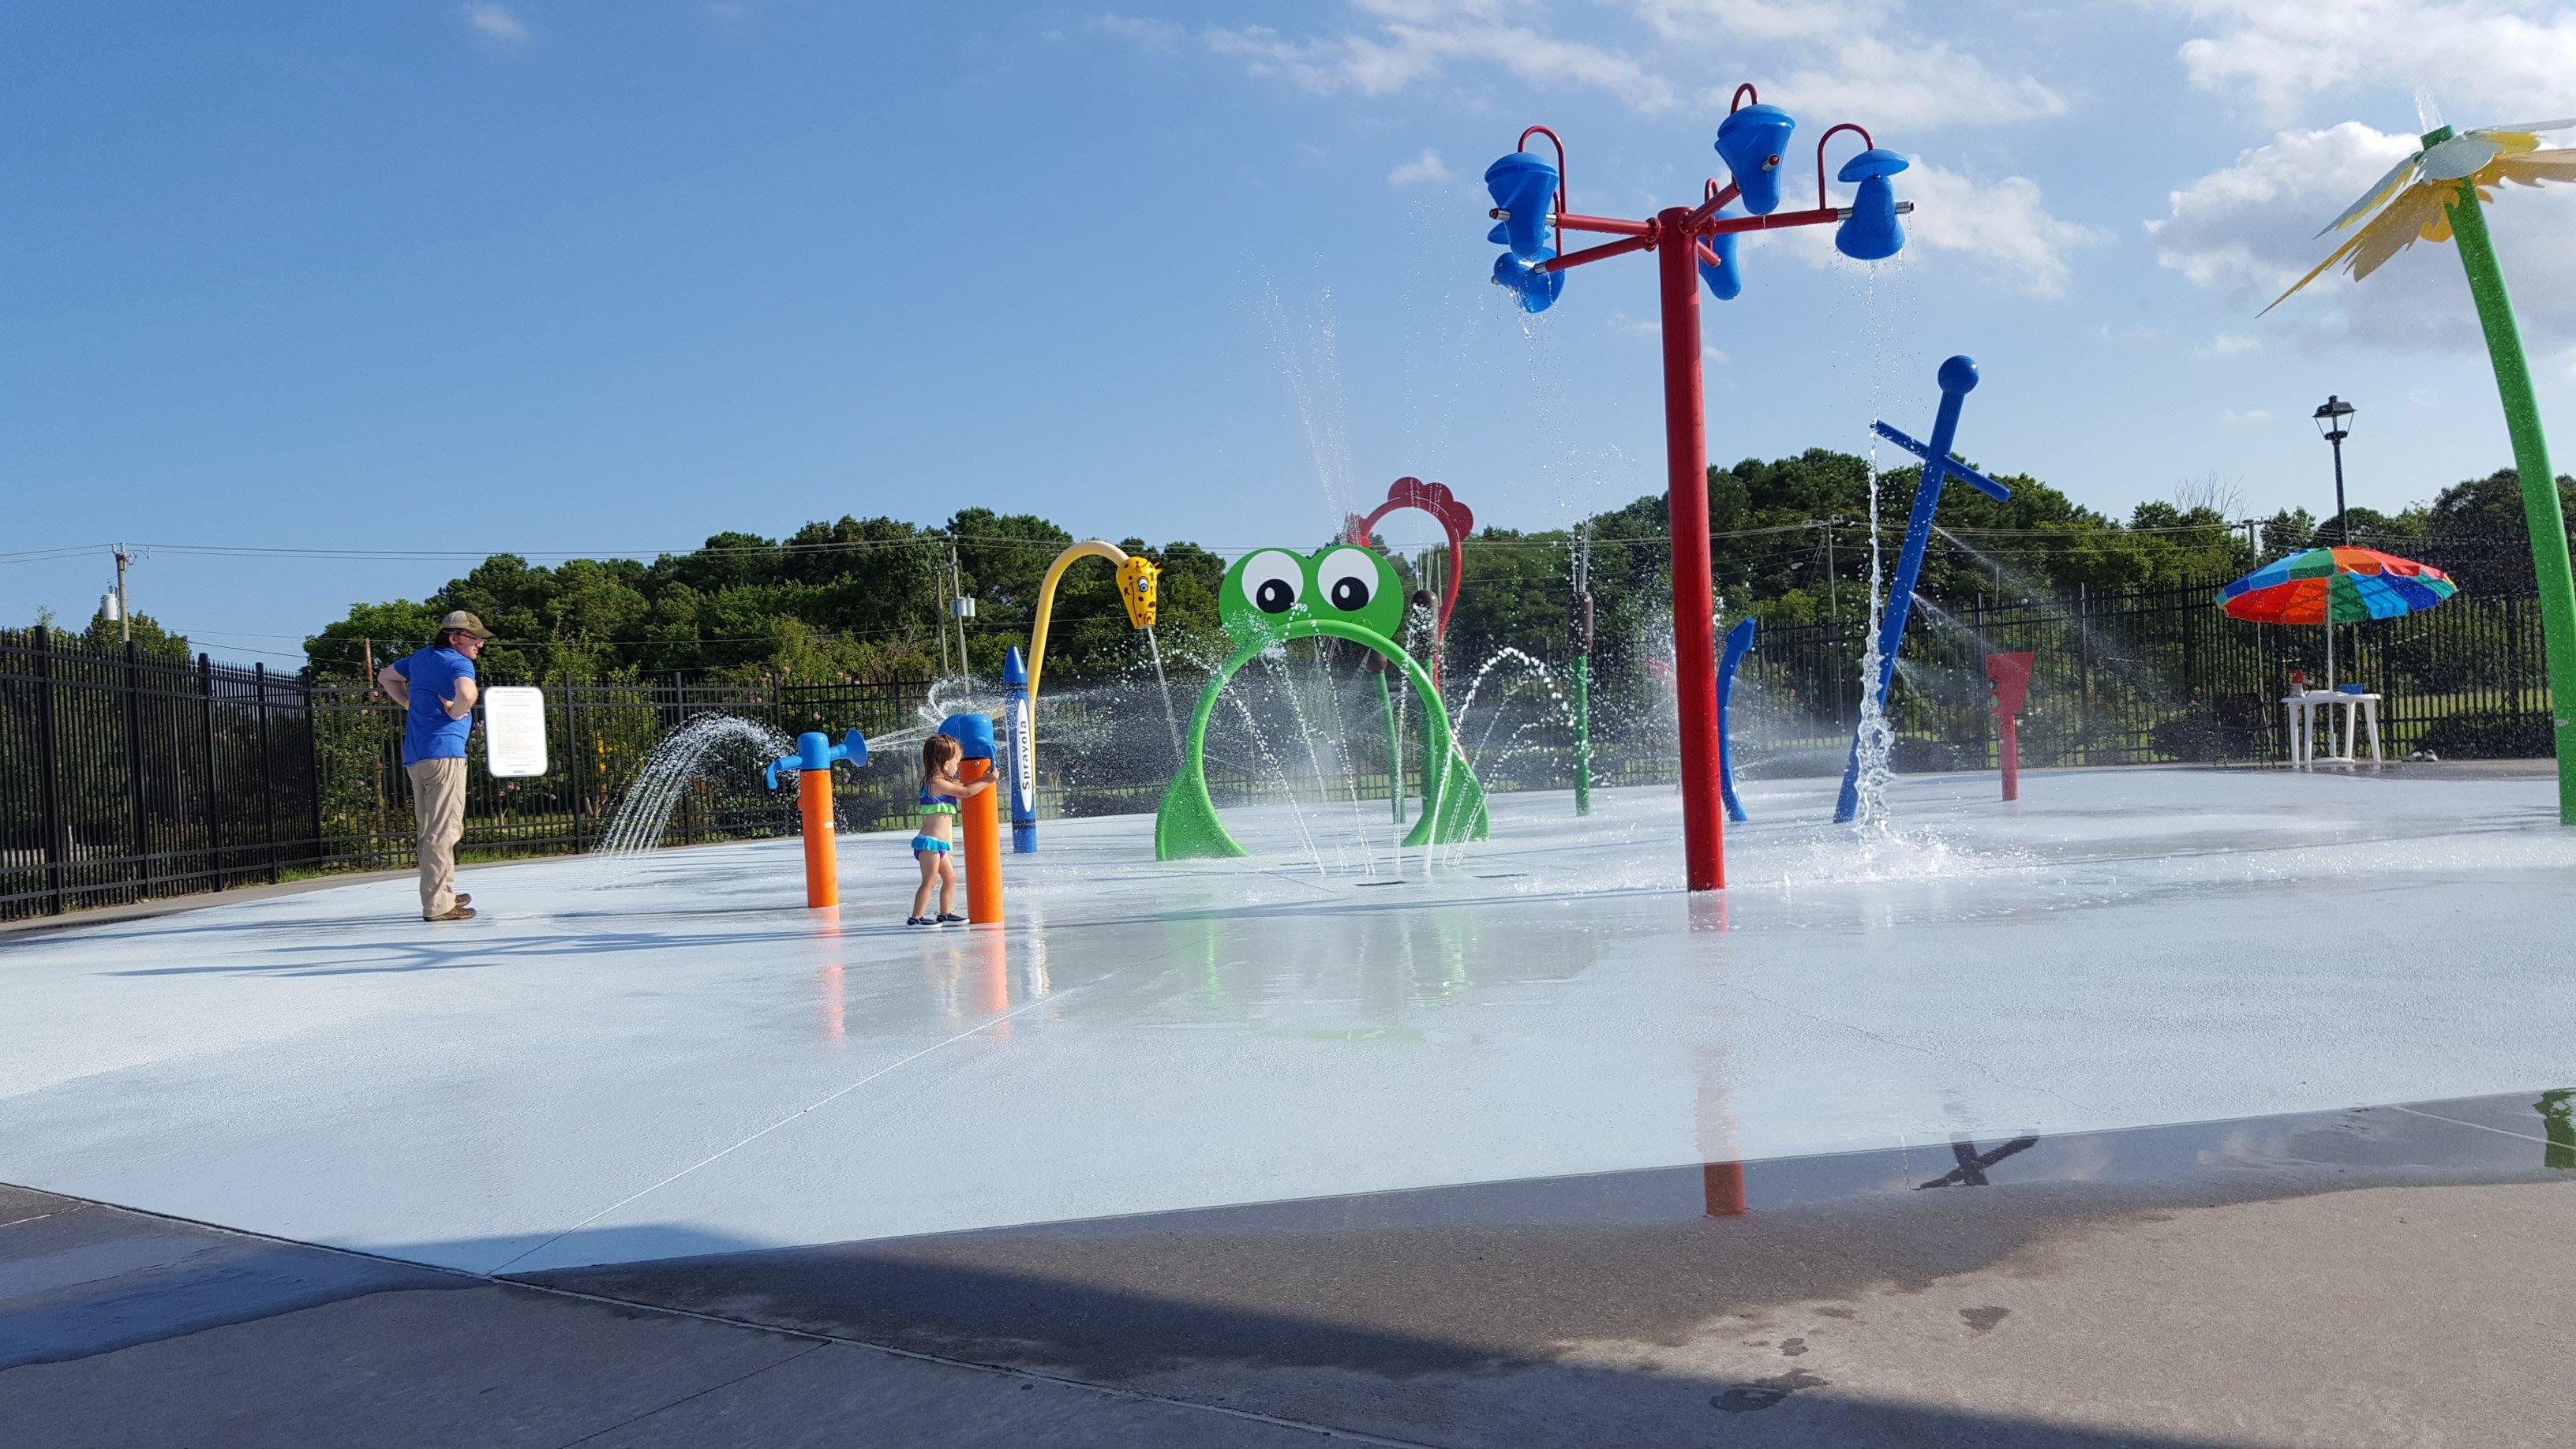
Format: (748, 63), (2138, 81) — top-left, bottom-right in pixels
(3, 573), (2562, 919)
(2, 627), (322, 919)
(1731, 577), (2558, 776)
(306, 677), (942, 874)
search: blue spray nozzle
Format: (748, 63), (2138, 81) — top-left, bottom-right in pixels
(1697, 218), (1743, 301)
(1492, 249), (1564, 313)
(1483, 151), (1559, 262)
(765, 728), (869, 790)
(1714, 103), (1796, 215)
(938, 711), (996, 762)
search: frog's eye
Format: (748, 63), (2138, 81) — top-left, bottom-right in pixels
(1239, 550), (1304, 615)
(1316, 548), (1378, 614)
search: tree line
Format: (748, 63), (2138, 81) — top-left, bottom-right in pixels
(32, 455), (2573, 687)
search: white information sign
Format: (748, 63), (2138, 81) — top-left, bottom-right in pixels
(484, 687), (549, 778)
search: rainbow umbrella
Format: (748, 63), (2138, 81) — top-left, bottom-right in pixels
(2218, 546), (2458, 687)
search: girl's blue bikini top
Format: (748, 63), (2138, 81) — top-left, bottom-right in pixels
(918, 788), (960, 817)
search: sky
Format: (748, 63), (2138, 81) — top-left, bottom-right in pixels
(9, 0), (2576, 666)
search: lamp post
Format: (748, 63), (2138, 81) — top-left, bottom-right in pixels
(1485, 85), (1914, 891)
(2312, 395), (2357, 688)
(2312, 395), (2356, 545)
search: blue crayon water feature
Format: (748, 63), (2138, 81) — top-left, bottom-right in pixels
(1834, 356), (2014, 825)
(1002, 646), (1037, 854)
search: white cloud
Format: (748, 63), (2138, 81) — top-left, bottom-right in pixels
(1754, 37), (2068, 131)
(463, 3), (527, 43)
(1090, 14), (1185, 51)
(1205, 18), (1673, 108)
(2207, 331), (2262, 354)
(1387, 148), (1455, 185)
(2150, 1), (2576, 122)
(1894, 162), (2104, 297)
(1630, 0), (1896, 43)
(2147, 120), (2576, 347)
(1121, 0), (2057, 125)
(2221, 408), (2272, 424)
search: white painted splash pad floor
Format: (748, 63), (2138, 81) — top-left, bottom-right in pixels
(3, 767), (2570, 1276)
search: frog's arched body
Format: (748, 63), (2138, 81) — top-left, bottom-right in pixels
(1156, 545), (1488, 859)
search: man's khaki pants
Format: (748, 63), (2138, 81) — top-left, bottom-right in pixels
(406, 757), (468, 918)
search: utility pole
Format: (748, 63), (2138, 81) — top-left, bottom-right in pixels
(1822, 519), (1839, 620)
(932, 560), (953, 679)
(114, 547), (132, 643)
(948, 545), (975, 691)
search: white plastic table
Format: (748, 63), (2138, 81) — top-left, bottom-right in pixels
(2282, 690), (2383, 767)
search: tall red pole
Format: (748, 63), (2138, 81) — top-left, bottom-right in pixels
(1998, 713), (2020, 802)
(1655, 208), (1725, 891)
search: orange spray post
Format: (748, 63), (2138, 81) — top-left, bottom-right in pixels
(936, 713), (1005, 925)
(764, 729), (869, 908)
(1985, 653), (2035, 802)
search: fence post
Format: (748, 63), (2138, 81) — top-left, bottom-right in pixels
(33, 626), (69, 914)
(122, 638), (151, 899)
(305, 679), (326, 868)
(567, 685), (584, 853)
(255, 662), (279, 882)
(2075, 584), (2092, 767)
(198, 653), (223, 889)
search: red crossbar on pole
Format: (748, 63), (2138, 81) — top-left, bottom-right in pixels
(1682, 181), (1742, 234)
(1542, 230), (1658, 273)
(1655, 206), (1725, 892)
(1556, 212), (1652, 237)
(1705, 204), (1844, 235)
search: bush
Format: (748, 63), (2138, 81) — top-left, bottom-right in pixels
(2411, 711), (2553, 760)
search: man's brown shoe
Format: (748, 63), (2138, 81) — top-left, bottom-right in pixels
(455, 894), (471, 908)
(425, 906), (477, 922)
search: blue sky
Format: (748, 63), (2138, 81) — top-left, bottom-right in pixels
(9, 1), (2576, 665)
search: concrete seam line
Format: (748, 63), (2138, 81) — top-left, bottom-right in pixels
(501, 1283), (1442, 1449)
(487, 940), (1186, 1275)
(542, 1340), (833, 1449)
(2389, 1103), (2564, 1151)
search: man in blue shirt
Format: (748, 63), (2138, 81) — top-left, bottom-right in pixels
(378, 611), (492, 921)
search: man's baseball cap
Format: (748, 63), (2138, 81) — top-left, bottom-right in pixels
(437, 610), (496, 640)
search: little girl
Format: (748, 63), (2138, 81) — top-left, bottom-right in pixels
(909, 733), (992, 927)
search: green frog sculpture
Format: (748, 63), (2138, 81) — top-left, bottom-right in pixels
(1157, 544), (1488, 859)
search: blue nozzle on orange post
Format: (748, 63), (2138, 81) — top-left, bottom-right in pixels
(1484, 151), (1559, 261)
(1714, 103), (1795, 215)
(938, 710), (995, 762)
(1833, 148), (1909, 261)
(764, 728), (867, 789)
(1492, 249), (1564, 313)
(1697, 221), (1743, 301)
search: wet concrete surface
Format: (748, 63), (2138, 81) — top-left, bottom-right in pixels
(9, 767), (2576, 1441)
(6, 771), (2576, 1277)
(529, 1091), (2576, 1381)
(9, 1091), (2574, 1445)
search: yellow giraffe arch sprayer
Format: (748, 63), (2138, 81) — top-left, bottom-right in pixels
(1005, 541), (1172, 853)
